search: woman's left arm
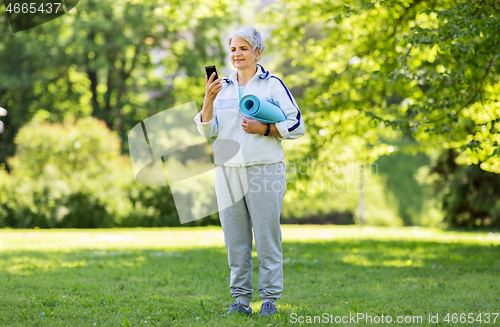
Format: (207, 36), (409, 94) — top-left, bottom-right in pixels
(269, 78), (306, 140)
(241, 78), (305, 139)
(241, 117), (280, 136)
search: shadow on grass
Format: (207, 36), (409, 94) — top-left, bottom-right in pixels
(442, 226), (500, 234)
(1, 239), (499, 326)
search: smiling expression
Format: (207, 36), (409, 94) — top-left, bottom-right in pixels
(230, 37), (262, 70)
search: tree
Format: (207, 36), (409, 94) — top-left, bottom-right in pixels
(261, 0), (500, 169)
(0, 0), (241, 170)
(260, 0), (500, 226)
(397, 0), (500, 172)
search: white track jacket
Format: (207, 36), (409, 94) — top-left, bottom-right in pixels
(194, 64), (305, 167)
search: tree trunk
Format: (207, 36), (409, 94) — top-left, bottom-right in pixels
(358, 167), (365, 226)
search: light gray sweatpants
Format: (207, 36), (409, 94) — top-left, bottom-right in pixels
(215, 162), (286, 306)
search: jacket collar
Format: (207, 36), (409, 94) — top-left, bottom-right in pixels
(224, 64), (270, 85)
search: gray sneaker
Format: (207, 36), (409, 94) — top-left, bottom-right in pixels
(258, 301), (278, 316)
(225, 301), (252, 316)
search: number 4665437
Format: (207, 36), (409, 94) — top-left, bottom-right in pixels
(6, 2), (62, 14)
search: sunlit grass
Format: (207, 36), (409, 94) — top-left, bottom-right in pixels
(1, 226), (499, 326)
(2, 225), (499, 252)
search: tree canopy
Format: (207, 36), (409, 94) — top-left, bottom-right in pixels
(261, 0), (500, 172)
(0, 0), (241, 168)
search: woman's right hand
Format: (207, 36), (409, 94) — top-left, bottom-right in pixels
(200, 73), (221, 122)
(204, 72), (223, 102)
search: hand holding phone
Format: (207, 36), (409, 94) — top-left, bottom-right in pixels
(204, 64), (222, 101)
(205, 65), (219, 81)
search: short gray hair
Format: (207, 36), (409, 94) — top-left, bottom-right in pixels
(227, 27), (265, 53)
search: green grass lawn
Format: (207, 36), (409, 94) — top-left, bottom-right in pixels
(1, 226), (499, 326)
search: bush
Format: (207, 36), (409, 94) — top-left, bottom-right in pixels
(0, 115), (191, 228)
(8, 115), (121, 180)
(431, 149), (500, 228)
(0, 114), (221, 228)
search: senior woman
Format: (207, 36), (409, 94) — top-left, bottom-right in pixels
(194, 27), (305, 317)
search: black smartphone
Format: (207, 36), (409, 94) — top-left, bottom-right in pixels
(205, 65), (219, 81)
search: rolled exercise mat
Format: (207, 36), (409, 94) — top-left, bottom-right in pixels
(239, 95), (286, 123)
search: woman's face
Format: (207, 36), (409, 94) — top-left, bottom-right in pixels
(230, 37), (261, 71)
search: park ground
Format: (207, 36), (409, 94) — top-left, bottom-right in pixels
(1, 226), (499, 326)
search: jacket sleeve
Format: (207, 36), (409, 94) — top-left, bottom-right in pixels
(270, 77), (306, 140)
(194, 106), (219, 138)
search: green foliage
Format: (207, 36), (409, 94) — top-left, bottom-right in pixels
(281, 156), (403, 227)
(2, 0), (499, 228)
(0, 115), (221, 228)
(0, 0), (241, 168)
(1, 115), (145, 228)
(261, 0), (409, 164)
(0, 0), (239, 228)
(262, 0), (500, 228)
(263, 0), (500, 165)
(395, 0), (500, 171)
(8, 111), (121, 179)
(375, 136), (443, 226)
(125, 183), (220, 228)
(431, 149), (500, 228)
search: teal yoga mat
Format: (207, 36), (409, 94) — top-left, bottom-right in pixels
(239, 95), (286, 123)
